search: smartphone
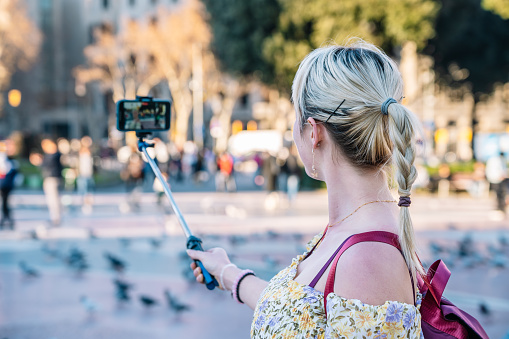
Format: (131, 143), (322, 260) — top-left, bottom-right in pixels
(116, 98), (171, 132)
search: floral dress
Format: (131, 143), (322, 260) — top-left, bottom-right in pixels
(251, 232), (422, 339)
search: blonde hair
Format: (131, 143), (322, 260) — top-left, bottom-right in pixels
(292, 40), (424, 276)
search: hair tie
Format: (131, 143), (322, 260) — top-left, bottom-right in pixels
(325, 99), (346, 123)
(381, 98), (397, 115)
(398, 196), (411, 207)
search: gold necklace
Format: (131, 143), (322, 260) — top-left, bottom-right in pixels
(327, 200), (397, 228)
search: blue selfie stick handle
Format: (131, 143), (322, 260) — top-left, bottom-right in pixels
(187, 236), (219, 290)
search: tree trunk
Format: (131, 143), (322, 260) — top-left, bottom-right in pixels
(167, 78), (192, 148)
(471, 94), (480, 161)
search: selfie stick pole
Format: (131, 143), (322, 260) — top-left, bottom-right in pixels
(136, 132), (219, 290)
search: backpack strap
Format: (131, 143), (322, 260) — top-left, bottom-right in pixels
(309, 234), (354, 288)
(323, 231), (415, 318)
(422, 259), (450, 306)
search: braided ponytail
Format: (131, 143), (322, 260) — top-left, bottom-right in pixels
(386, 102), (425, 276)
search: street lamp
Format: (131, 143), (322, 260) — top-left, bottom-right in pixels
(8, 89), (21, 107)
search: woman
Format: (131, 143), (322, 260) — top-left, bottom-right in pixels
(188, 40), (423, 338)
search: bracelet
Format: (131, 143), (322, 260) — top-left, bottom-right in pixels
(232, 269), (255, 304)
(219, 263), (237, 291)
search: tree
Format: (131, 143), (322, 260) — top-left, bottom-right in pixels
(483, 0), (509, 19)
(143, 0), (212, 147)
(425, 0), (509, 158)
(200, 0), (280, 84)
(200, 0), (283, 151)
(74, 22), (160, 132)
(75, 0), (212, 147)
(263, 0), (439, 92)
(0, 0), (41, 111)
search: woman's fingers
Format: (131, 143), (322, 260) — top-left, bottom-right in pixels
(193, 267), (202, 277)
(187, 249), (204, 261)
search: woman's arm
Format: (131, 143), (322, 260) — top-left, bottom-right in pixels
(187, 248), (268, 310)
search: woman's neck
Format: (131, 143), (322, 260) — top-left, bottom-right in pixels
(324, 164), (396, 231)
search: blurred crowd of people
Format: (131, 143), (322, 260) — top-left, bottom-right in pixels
(1, 132), (509, 229)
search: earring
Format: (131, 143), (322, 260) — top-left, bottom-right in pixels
(312, 148), (317, 178)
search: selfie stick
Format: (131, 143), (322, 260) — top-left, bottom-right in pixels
(136, 132), (219, 290)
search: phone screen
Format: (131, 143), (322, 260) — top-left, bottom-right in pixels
(117, 100), (171, 132)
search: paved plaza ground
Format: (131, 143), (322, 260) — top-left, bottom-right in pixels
(1, 187), (509, 338)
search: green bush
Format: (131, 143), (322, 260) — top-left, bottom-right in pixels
(426, 161), (475, 177)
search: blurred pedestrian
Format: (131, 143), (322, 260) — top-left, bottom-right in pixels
(0, 140), (18, 229)
(261, 152), (279, 192)
(282, 146), (302, 206)
(468, 162), (488, 199)
(437, 163), (451, 198)
(41, 138), (63, 226)
(486, 152), (508, 213)
(77, 137), (95, 213)
(188, 42), (423, 338)
(193, 149), (205, 184)
(121, 147), (145, 211)
(216, 152), (236, 192)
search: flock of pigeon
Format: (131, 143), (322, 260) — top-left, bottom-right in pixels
(427, 232), (509, 318)
(16, 229), (308, 321)
(427, 233), (509, 270)
(19, 238), (193, 319)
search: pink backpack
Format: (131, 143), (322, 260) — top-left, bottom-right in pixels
(317, 231), (489, 339)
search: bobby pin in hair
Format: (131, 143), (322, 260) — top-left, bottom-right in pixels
(324, 99), (346, 123)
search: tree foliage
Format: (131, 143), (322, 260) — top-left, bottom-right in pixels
(75, 0), (212, 146)
(426, 0), (509, 97)
(200, 0), (280, 83)
(0, 0), (41, 103)
(263, 0), (439, 92)
(482, 0), (509, 19)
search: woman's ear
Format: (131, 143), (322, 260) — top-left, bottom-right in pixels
(307, 117), (322, 148)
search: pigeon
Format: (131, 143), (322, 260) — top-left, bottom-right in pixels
(67, 247), (88, 271)
(464, 252), (485, 269)
(19, 261), (39, 278)
(149, 238), (163, 249)
(457, 235), (473, 258)
(292, 233), (304, 242)
(41, 243), (62, 259)
(104, 252), (126, 273)
(265, 230), (279, 240)
(114, 279), (134, 302)
(164, 289), (191, 314)
(181, 267), (196, 283)
(178, 250), (191, 263)
(228, 235), (247, 247)
(71, 260), (89, 274)
(498, 234), (508, 249)
(139, 295), (159, 309)
(89, 229), (98, 240)
(490, 253), (507, 268)
(479, 302), (490, 317)
(80, 295), (99, 315)
(428, 241), (444, 256)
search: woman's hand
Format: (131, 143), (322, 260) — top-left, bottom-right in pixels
(187, 247), (232, 289)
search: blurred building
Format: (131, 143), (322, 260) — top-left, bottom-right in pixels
(3, 1), (509, 160)
(3, 0), (181, 143)
(401, 41), (509, 161)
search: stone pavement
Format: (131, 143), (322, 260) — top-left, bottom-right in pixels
(1, 189), (509, 338)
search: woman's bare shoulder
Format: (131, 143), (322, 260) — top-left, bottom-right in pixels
(332, 240), (414, 306)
